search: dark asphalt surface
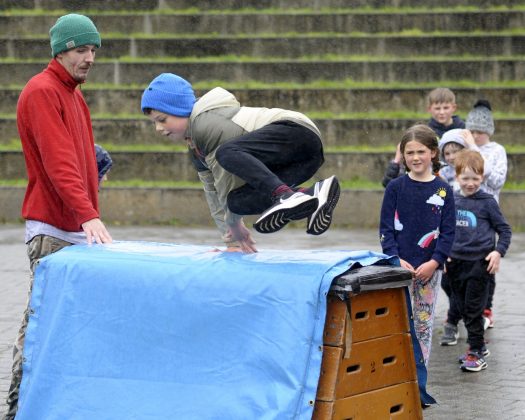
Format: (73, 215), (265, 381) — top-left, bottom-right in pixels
(1, 225), (524, 419)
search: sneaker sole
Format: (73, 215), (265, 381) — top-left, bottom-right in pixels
(461, 361), (488, 372)
(254, 196), (319, 234)
(306, 176), (341, 235)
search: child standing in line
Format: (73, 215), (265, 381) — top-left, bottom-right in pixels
(438, 128), (480, 190)
(382, 87), (465, 187)
(380, 124), (456, 366)
(465, 100), (507, 204)
(445, 150), (511, 372)
(437, 129), (481, 346)
(465, 99), (507, 328)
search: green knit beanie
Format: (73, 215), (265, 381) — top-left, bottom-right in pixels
(49, 14), (101, 57)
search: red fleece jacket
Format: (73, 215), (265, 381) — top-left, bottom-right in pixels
(17, 59), (100, 232)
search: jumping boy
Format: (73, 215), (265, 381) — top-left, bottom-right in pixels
(141, 73), (340, 253)
(445, 150), (511, 372)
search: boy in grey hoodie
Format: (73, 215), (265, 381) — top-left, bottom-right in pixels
(141, 73), (340, 253)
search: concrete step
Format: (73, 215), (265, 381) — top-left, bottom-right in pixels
(3, 34), (524, 59)
(1, 186), (523, 230)
(1, 11), (523, 36)
(1, 117), (522, 148)
(3, 0), (521, 11)
(1, 87), (523, 115)
(2, 150), (524, 184)
(1, 59), (523, 85)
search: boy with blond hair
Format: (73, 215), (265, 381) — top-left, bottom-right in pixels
(445, 150), (511, 372)
(382, 87), (465, 187)
(427, 88), (465, 137)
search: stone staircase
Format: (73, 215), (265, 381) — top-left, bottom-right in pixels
(1, 0), (524, 229)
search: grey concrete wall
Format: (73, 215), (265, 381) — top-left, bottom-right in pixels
(3, 35), (525, 60)
(2, 12), (524, 37)
(3, 151), (525, 183)
(1, 118), (524, 148)
(1, 60), (524, 86)
(2, 86), (525, 118)
(2, 0), (520, 11)
(2, 186), (524, 230)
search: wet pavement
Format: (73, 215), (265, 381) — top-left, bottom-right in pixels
(1, 224), (524, 419)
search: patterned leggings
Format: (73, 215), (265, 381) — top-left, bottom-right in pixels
(410, 270), (442, 367)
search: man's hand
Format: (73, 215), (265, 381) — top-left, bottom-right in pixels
(82, 218), (112, 244)
(228, 220), (257, 254)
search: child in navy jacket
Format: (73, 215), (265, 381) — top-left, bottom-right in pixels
(380, 124), (456, 366)
(445, 150), (511, 372)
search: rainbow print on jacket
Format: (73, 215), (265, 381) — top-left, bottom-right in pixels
(418, 229), (440, 248)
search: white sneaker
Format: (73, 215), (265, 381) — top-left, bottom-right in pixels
(306, 175), (341, 235)
(254, 192), (318, 234)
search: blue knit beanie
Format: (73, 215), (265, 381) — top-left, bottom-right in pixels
(141, 73), (196, 117)
(50, 14), (101, 57)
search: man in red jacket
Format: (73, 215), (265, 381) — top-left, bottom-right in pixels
(3, 14), (112, 419)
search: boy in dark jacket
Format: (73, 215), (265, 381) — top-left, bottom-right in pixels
(445, 150), (511, 372)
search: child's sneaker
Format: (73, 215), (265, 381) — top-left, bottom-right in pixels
(254, 192), (318, 234)
(458, 345), (490, 363)
(483, 309), (494, 329)
(460, 351), (488, 372)
(440, 323), (459, 346)
(306, 175), (341, 235)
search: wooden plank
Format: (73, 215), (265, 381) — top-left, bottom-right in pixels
(317, 334), (416, 400)
(312, 400), (334, 420)
(315, 381), (423, 420)
(316, 346), (342, 401)
(323, 295), (348, 347)
(336, 333), (416, 398)
(323, 289), (410, 348)
(350, 288), (410, 342)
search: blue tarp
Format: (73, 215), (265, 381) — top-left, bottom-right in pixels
(18, 242), (397, 420)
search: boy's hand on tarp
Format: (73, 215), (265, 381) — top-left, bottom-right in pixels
(228, 220), (257, 254)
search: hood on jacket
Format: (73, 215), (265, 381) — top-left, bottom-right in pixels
(191, 87), (240, 118)
(456, 189), (493, 200)
(438, 128), (466, 153)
